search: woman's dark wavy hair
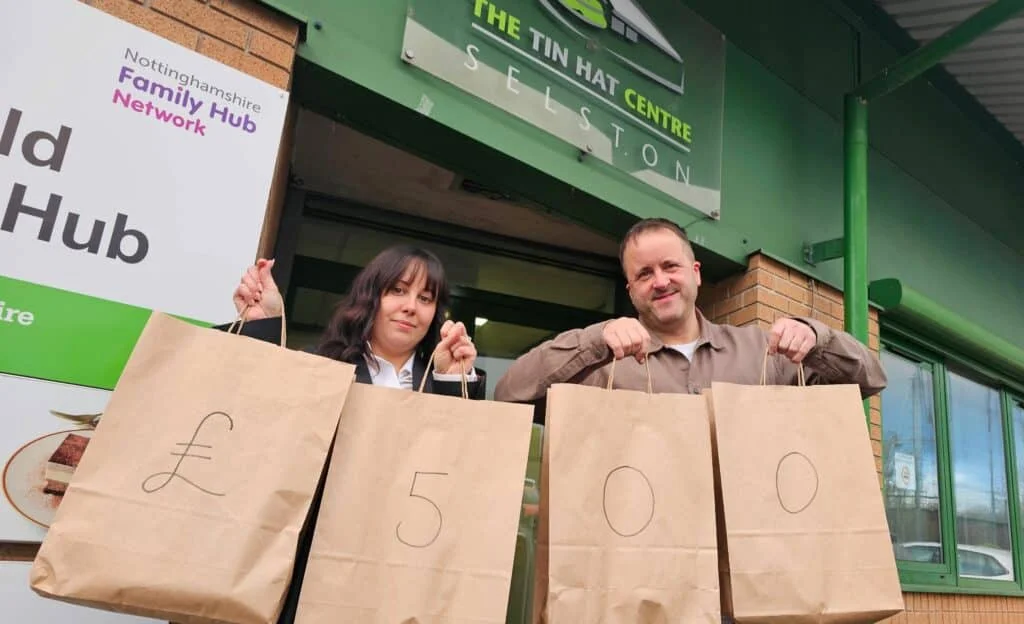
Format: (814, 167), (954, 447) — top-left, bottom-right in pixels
(314, 245), (450, 367)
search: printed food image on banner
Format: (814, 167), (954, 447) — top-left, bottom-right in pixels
(0, 0), (290, 389)
(5, 430), (94, 527)
(0, 373), (110, 542)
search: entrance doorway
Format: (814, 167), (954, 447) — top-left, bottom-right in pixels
(273, 109), (630, 398)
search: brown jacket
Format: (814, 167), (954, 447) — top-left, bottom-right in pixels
(493, 312), (886, 419)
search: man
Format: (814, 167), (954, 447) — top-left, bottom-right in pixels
(494, 218), (886, 414)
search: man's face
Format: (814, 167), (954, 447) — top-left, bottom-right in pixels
(622, 228), (702, 334)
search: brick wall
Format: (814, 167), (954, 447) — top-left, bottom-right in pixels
(886, 594), (1024, 623)
(83, 0), (299, 88)
(698, 253), (1024, 623)
(81, 0), (301, 258)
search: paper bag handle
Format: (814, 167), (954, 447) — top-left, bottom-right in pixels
(418, 350), (470, 399)
(760, 348), (805, 386)
(605, 357), (654, 394)
(226, 306), (288, 348)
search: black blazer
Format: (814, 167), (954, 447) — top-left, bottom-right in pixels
(219, 317), (486, 400)
(214, 316), (485, 623)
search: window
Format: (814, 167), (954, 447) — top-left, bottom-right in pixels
(947, 372), (1013, 580)
(296, 219), (618, 313)
(881, 338), (1024, 594)
(882, 350), (942, 562)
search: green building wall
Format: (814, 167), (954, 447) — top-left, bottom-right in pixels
(265, 0), (1023, 349)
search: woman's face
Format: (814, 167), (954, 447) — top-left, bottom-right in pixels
(370, 262), (437, 358)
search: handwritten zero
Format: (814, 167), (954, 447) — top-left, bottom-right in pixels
(775, 451), (819, 514)
(602, 465), (655, 537)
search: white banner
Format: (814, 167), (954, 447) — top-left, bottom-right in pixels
(0, 0), (289, 323)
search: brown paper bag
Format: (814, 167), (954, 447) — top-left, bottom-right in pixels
(535, 365), (720, 624)
(292, 381), (534, 623)
(709, 373), (904, 624)
(30, 311), (356, 624)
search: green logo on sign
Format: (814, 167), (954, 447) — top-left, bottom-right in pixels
(543, 0), (683, 93)
(556, 0), (608, 29)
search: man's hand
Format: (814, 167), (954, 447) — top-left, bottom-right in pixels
(768, 318), (817, 363)
(602, 317), (652, 362)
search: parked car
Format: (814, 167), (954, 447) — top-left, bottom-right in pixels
(897, 541), (1013, 581)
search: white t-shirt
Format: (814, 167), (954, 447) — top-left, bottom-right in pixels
(665, 340), (700, 361)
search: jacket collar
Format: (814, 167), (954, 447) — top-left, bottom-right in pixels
(644, 308), (725, 354)
(355, 354), (429, 391)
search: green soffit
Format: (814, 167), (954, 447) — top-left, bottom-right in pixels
(870, 278), (1024, 382)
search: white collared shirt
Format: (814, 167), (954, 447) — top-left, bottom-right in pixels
(366, 347), (479, 390)
(367, 352), (417, 389)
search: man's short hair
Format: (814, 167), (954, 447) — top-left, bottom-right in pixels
(618, 218), (695, 270)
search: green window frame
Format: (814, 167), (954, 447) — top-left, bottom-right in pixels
(882, 324), (1024, 596)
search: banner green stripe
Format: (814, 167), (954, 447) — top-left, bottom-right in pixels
(0, 275), (209, 389)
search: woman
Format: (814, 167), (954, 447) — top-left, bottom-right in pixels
(230, 244), (484, 398)
(226, 245), (484, 624)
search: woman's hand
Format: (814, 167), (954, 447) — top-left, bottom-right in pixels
(433, 320), (477, 375)
(232, 258), (284, 321)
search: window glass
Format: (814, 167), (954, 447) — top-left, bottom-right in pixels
(297, 219), (617, 312)
(881, 349), (943, 563)
(1011, 399), (1024, 569)
(948, 371), (1013, 580)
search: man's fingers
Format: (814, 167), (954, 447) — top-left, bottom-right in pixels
(616, 328), (637, 355)
(639, 325), (652, 344)
(780, 326), (801, 354)
(777, 335), (790, 354)
(605, 320), (653, 361)
(607, 331), (626, 360)
(767, 325), (782, 353)
(626, 324), (650, 360)
(794, 335), (814, 363)
(624, 326), (642, 352)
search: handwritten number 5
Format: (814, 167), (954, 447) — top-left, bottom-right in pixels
(396, 471), (447, 548)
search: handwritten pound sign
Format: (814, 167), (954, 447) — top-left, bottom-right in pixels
(142, 411), (234, 497)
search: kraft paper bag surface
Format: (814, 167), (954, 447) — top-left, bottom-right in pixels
(30, 311), (356, 624)
(709, 379), (904, 624)
(293, 382), (534, 624)
(535, 378), (720, 624)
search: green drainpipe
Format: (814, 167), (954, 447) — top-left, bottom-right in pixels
(843, 94), (869, 346)
(841, 0), (1024, 422)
